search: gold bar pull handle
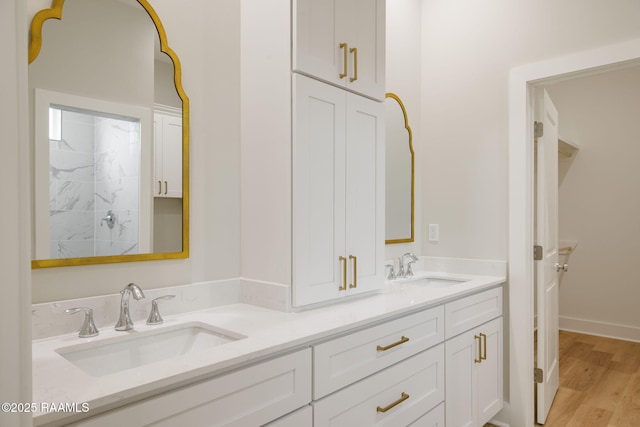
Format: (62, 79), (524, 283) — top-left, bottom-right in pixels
(376, 336), (409, 352)
(480, 332), (487, 361)
(339, 256), (347, 291)
(349, 47), (358, 82)
(339, 43), (348, 79)
(349, 254), (357, 288)
(158, 180), (162, 195)
(164, 181), (168, 195)
(474, 335), (482, 363)
(376, 392), (410, 413)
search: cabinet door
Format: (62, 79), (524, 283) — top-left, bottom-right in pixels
(345, 92), (385, 296)
(292, 75), (347, 307)
(445, 317), (504, 427)
(445, 328), (478, 427)
(293, 0), (345, 89)
(293, 0), (385, 100)
(154, 113), (182, 198)
(343, 0), (385, 100)
(477, 318), (503, 426)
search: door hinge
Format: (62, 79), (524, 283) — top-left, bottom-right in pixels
(534, 245), (543, 261)
(534, 367), (543, 383)
(534, 121), (544, 138)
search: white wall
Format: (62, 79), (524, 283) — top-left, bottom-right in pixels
(385, 0), (422, 261)
(30, 0), (241, 302)
(545, 67), (640, 340)
(421, 0), (640, 261)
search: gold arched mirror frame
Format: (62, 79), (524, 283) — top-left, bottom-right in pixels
(29, 0), (190, 268)
(385, 93), (414, 244)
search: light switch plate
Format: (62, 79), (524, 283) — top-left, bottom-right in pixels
(428, 224), (439, 241)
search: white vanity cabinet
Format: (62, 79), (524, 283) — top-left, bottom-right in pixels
(293, 0), (385, 100)
(311, 305), (445, 426)
(292, 74), (385, 307)
(445, 288), (504, 427)
(70, 348), (312, 427)
(153, 109), (182, 198)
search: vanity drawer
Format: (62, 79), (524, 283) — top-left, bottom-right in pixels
(265, 405), (312, 427)
(313, 305), (444, 398)
(445, 286), (502, 339)
(313, 344), (445, 427)
(72, 348), (311, 427)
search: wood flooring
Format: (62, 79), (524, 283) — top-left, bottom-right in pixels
(537, 330), (640, 426)
(484, 330), (640, 427)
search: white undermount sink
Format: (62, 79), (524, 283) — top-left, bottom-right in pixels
(398, 276), (469, 288)
(56, 321), (246, 377)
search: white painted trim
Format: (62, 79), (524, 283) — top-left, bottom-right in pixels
(560, 317), (640, 343)
(508, 37), (640, 427)
(0, 0), (31, 425)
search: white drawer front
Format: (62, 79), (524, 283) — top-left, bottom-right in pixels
(445, 287), (502, 339)
(72, 348), (312, 427)
(265, 405), (312, 427)
(313, 306), (444, 398)
(408, 402), (444, 427)
(313, 344), (445, 427)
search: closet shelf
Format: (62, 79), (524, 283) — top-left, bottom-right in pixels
(558, 138), (580, 158)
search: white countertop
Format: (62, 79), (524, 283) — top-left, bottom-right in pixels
(32, 272), (504, 426)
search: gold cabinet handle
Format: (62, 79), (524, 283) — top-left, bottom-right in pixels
(164, 181), (168, 195)
(339, 43), (348, 79)
(339, 256), (347, 291)
(376, 336), (409, 352)
(474, 335), (482, 363)
(349, 254), (357, 288)
(377, 392), (410, 413)
(480, 332), (487, 361)
(158, 180), (162, 195)
(349, 47), (358, 82)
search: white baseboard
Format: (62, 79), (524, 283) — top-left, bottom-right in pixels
(560, 316), (640, 343)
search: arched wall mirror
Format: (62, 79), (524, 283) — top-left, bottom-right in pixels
(29, 0), (190, 268)
(385, 93), (414, 244)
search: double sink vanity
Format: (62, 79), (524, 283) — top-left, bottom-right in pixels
(33, 270), (505, 426)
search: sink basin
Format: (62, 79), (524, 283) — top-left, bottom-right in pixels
(56, 321), (246, 377)
(401, 277), (468, 288)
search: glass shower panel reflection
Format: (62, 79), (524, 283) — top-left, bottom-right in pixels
(49, 106), (141, 258)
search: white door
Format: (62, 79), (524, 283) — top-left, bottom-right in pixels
(345, 91), (385, 296)
(445, 327), (477, 427)
(535, 89), (560, 424)
(292, 74), (347, 307)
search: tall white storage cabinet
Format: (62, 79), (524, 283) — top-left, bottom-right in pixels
(292, 74), (384, 307)
(153, 110), (182, 198)
(241, 0), (385, 308)
(293, 0), (385, 100)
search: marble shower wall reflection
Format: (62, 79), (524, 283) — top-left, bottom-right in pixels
(49, 108), (140, 258)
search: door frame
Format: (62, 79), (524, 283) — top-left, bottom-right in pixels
(508, 37), (640, 427)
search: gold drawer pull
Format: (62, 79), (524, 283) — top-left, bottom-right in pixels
(480, 332), (487, 361)
(339, 43), (348, 79)
(376, 336), (409, 352)
(474, 335), (482, 363)
(339, 256), (347, 291)
(349, 254), (357, 288)
(377, 392), (410, 413)
(349, 47), (358, 82)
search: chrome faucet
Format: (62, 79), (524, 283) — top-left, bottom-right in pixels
(402, 253), (419, 278)
(115, 283), (145, 331)
(396, 257), (405, 278)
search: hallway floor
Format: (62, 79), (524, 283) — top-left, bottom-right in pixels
(537, 330), (640, 426)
